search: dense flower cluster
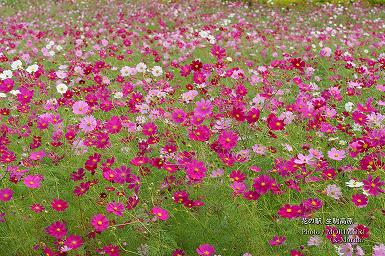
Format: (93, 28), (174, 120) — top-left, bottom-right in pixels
(0, 0), (385, 255)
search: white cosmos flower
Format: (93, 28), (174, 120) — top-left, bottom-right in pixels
(2, 70), (13, 79)
(9, 90), (20, 95)
(199, 30), (209, 38)
(11, 60), (22, 70)
(49, 50), (55, 56)
(345, 179), (364, 188)
(151, 66), (163, 77)
(344, 102), (354, 112)
(136, 62), (147, 73)
(0, 93), (6, 98)
(120, 66), (131, 77)
(26, 64), (39, 73)
(56, 83), (68, 94)
(56, 45), (63, 51)
(113, 92), (123, 99)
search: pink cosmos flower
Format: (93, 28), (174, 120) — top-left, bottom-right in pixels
(72, 101), (89, 115)
(91, 214), (109, 232)
(196, 244), (216, 256)
(194, 98), (213, 117)
(24, 175), (43, 189)
(0, 188), (13, 202)
(327, 148), (346, 161)
(186, 159), (207, 182)
(152, 207), (169, 221)
(326, 184), (342, 200)
(79, 115), (97, 133)
(29, 150), (45, 160)
(373, 244), (385, 256)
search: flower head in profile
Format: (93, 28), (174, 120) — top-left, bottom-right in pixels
(269, 235), (286, 246)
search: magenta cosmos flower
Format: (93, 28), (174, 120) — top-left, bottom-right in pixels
(29, 150), (45, 160)
(218, 130), (238, 150)
(0, 188), (13, 202)
(23, 174), (43, 189)
(196, 244), (215, 256)
(152, 207), (169, 221)
(362, 175), (384, 196)
(172, 109), (186, 123)
(352, 194), (368, 208)
(51, 198), (68, 212)
(194, 98), (213, 117)
(327, 148), (346, 161)
(269, 235), (286, 246)
(91, 214), (109, 232)
(277, 204), (302, 219)
(72, 100), (89, 115)
(64, 234), (83, 250)
(106, 201), (125, 216)
(79, 115), (97, 133)
(45, 221), (67, 239)
(142, 122), (157, 136)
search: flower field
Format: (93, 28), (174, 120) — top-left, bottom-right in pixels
(1, 0), (385, 255)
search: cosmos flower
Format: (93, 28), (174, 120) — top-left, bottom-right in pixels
(91, 214), (109, 232)
(56, 83), (68, 94)
(326, 184), (342, 200)
(218, 130), (238, 150)
(51, 198), (68, 212)
(79, 115), (97, 133)
(45, 221), (67, 239)
(196, 244), (216, 256)
(0, 188), (13, 202)
(327, 148), (346, 161)
(151, 66), (163, 77)
(106, 201), (125, 216)
(351, 194), (368, 208)
(72, 101), (89, 115)
(23, 175), (43, 189)
(64, 234), (83, 250)
(152, 207), (169, 221)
